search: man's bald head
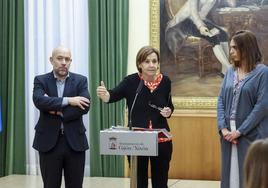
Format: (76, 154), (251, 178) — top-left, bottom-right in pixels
(51, 46), (72, 58)
(50, 46), (72, 80)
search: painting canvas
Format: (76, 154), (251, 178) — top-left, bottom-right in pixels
(151, 0), (268, 109)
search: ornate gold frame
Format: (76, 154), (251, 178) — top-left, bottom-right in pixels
(150, 0), (217, 113)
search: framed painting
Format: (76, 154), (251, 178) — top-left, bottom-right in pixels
(150, 0), (268, 113)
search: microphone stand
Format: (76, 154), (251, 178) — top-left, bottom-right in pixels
(129, 79), (143, 188)
(129, 92), (139, 130)
(129, 79), (143, 130)
(129, 103), (137, 188)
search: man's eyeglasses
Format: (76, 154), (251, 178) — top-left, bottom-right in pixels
(148, 101), (163, 111)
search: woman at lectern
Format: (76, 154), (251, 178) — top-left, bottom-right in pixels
(217, 30), (268, 188)
(97, 46), (174, 188)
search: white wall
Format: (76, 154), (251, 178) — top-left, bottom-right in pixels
(128, 0), (150, 74)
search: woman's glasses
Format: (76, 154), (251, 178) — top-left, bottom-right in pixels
(148, 93), (171, 111)
(148, 101), (163, 111)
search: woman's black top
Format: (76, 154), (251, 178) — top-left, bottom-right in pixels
(108, 73), (174, 131)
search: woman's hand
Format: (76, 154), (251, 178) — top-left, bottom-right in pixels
(96, 81), (110, 103)
(160, 107), (172, 118)
(228, 130), (241, 143)
(221, 128), (240, 144)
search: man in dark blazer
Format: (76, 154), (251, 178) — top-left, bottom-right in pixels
(32, 46), (90, 188)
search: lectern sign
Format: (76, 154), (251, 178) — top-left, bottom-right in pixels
(100, 129), (158, 156)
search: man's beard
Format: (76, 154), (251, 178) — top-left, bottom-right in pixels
(56, 69), (68, 78)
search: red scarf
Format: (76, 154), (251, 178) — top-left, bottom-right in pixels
(140, 73), (163, 92)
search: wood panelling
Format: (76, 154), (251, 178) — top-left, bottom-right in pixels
(168, 114), (221, 180)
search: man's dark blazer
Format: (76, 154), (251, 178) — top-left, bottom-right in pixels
(32, 71), (90, 152)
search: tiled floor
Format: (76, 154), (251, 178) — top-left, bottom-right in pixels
(0, 175), (220, 188)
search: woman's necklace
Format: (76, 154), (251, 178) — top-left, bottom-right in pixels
(237, 68), (247, 81)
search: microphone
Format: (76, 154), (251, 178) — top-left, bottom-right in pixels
(136, 79), (144, 94)
(129, 79), (144, 130)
